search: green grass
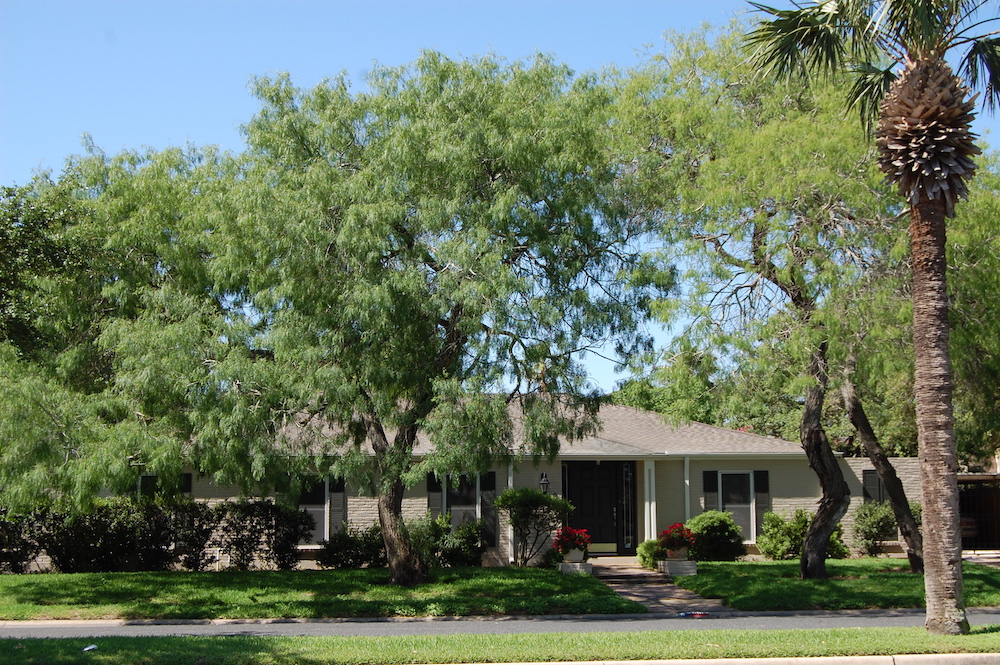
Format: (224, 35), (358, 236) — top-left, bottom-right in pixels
(3, 627), (1000, 665)
(0, 567), (644, 620)
(676, 559), (1000, 611)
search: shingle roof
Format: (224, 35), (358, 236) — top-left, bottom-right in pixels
(560, 404), (803, 458)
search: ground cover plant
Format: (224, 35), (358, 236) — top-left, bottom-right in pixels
(3, 627), (1000, 665)
(0, 567), (643, 620)
(676, 559), (1000, 611)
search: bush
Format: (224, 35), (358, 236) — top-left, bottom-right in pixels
(636, 538), (666, 569)
(0, 510), (41, 573)
(317, 523), (386, 569)
(686, 510), (746, 561)
(437, 517), (487, 567)
(168, 499), (220, 571)
(757, 509), (848, 560)
(494, 487), (573, 566)
(214, 500), (270, 570)
(36, 498), (175, 573)
(265, 503), (316, 571)
(853, 501), (898, 556)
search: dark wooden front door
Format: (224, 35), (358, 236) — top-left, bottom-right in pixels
(563, 461), (636, 555)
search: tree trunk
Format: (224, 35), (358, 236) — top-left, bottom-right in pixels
(841, 354), (924, 573)
(800, 343), (851, 580)
(910, 200), (968, 635)
(379, 475), (427, 587)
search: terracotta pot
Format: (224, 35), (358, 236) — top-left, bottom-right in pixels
(667, 547), (688, 559)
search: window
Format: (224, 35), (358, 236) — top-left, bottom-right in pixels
(863, 470), (887, 503)
(427, 472), (498, 546)
(703, 470), (770, 542)
(138, 473), (192, 497)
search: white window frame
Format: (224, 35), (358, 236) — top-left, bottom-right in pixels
(717, 470), (756, 543)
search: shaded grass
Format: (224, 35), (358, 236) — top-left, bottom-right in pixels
(2, 627), (1000, 664)
(676, 559), (1000, 611)
(0, 567), (644, 620)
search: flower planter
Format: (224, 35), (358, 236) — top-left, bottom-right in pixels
(667, 547), (688, 559)
(563, 547), (586, 563)
(657, 559), (697, 576)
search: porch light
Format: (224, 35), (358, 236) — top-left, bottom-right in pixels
(539, 472), (550, 494)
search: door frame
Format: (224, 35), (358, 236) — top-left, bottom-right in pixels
(562, 460), (637, 555)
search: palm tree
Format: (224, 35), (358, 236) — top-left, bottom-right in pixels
(746, 1), (999, 635)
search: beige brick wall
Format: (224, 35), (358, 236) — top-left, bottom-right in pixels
(839, 457), (922, 547)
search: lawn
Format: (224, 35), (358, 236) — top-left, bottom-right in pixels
(675, 559), (1000, 611)
(3, 627), (1000, 665)
(0, 566), (644, 620)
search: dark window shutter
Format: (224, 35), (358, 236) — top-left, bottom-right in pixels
(703, 471), (719, 512)
(754, 470), (770, 537)
(862, 469), (885, 503)
(330, 477), (346, 493)
(139, 475), (158, 497)
(181, 473), (193, 494)
(428, 473), (443, 517)
(480, 472), (498, 547)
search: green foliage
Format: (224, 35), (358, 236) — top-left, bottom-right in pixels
(853, 501), (900, 557)
(403, 513), (486, 569)
(166, 499), (219, 572)
(36, 498), (175, 573)
(685, 511), (747, 562)
(0, 510), (41, 573)
(317, 524), (387, 570)
(636, 538), (667, 569)
(757, 509), (848, 561)
(213, 500), (315, 571)
(493, 487), (573, 566)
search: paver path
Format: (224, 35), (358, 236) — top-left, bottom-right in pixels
(589, 556), (731, 615)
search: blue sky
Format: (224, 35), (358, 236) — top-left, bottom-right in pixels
(3, 1), (997, 392)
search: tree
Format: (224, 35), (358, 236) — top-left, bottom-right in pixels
(83, 54), (664, 585)
(748, 0), (1000, 634)
(617, 25), (898, 579)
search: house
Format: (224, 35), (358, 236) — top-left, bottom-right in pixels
(177, 404), (927, 563)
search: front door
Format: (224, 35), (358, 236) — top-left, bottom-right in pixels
(563, 461), (636, 555)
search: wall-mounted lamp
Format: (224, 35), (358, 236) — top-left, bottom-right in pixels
(539, 472), (550, 494)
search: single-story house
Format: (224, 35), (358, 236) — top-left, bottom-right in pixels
(172, 404), (930, 563)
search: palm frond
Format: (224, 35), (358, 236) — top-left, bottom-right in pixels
(848, 62), (898, 133)
(746, 2), (850, 79)
(960, 37), (1000, 111)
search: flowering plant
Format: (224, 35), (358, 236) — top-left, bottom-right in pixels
(658, 523), (695, 551)
(552, 526), (592, 554)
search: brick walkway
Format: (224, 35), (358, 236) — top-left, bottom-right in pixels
(589, 556), (731, 615)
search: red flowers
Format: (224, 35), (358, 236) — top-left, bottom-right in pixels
(552, 526), (592, 554)
(658, 522), (695, 550)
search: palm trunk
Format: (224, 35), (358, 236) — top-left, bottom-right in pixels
(910, 199), (968, 635)
(841, 356), (923, 573)
(800, 343), (851, 580)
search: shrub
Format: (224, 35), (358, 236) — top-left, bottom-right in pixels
(493, 487), (574, 566)
(36, 498), (175, 573)
(853, 501), (898, 556)
(685, 510), (746, 561)
(0, 510), (41, 573)
(168, 499), (220, 571)
(214, 500), (270, 570)
(265, 504), (316, 571)
(437, 517), (487, 567)
(636, 539), (666, 569)
(757, 509), (849, 560)
(317, 523), (386, 569)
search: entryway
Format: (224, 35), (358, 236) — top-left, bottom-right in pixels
(562, 461), (637, 555)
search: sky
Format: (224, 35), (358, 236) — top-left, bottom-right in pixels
(3, 1), (997, 392)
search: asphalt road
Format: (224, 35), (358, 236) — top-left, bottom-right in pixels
(4, 608), (1000, 639)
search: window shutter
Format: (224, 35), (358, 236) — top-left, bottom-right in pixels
(703, 471), (718, 511)
(427, 473), (443, 518)
(754, 470), (770, 538)
(480, 472), (498, 547)
(862, 469), (885, 503)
